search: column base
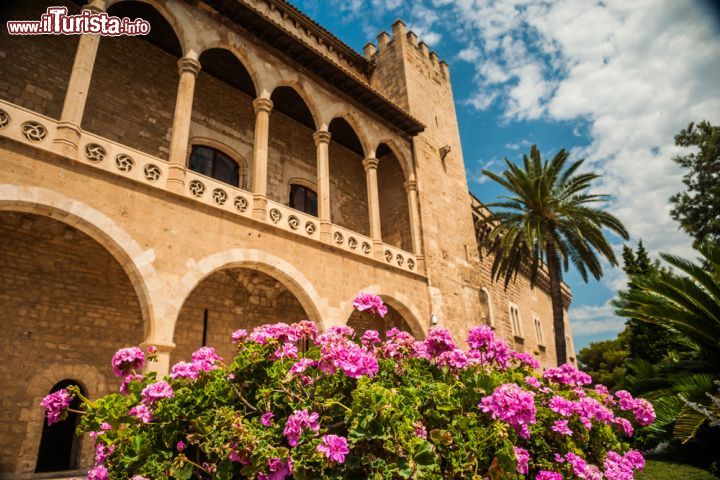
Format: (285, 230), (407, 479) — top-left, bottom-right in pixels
(53, 121), (81, 157)
(140, 340), (176, 376)
(319, 220), (332, 242)
(166, 165), (186, 194)
(252, 194), (267, 221)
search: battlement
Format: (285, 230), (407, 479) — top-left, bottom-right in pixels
(363, 20), (450, 81)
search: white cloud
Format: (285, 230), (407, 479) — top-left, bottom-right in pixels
(569, 301), (626, 336)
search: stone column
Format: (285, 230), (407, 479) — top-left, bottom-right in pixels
(314, 130), (332, 241)
(251, 98), (273, 220)
(362, 157), (383, 253)
(404, 179), (425, 270)
(140, 340), (175, 377)
(53, 1), (105, 156)
(166, 56), (201, 193)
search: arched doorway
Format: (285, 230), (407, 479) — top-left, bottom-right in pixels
(0, 211), (143, 473)
(82, 1), (183, 159)
(35, 380), (84, 473)
(172, 268), (313, 363)
(328, 117), (369, 236)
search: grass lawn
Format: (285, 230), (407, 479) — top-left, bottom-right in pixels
(637, 460), (717, 479)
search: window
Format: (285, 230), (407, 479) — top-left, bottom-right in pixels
(509, 303), (522, 338)
(36, 380), (84, 472)
(534, 317), (544, 346)
(289, 184), (317, 216)
(189, 145), (239, 187)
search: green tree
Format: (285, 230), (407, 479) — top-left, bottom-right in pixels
(622, 241), (676, 363)
(670, 121), (720, 247)
(577, 330), (629, 390)
(477, 145), (629, 365)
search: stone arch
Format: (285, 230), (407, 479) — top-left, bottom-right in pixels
(194, 43), (262, 96)
(269, 83), (321, 132)
(342, 286), (426, 340)
(173, 249), (326, 344)
(324, 112), (371, 158)
(0, 184), (158, 339)
(373, 138), (414, 182)
(104, 0), (189, 54)
(376, 141), (413, 252)
(479, 287), (494, 327)
(17, 364), (107, 476)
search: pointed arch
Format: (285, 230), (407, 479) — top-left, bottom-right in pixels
(269, 83), (320, 131)
(104, 0), (188, 55)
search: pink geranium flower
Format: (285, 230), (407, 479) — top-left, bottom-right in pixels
(111, 347), (145, 377)
(353, 292), (388, 318)
(283, 410), (320, 446)
(170, 361), (199, 381)
(141, 381), (173, 405)
(317, 435), (349, 464)
(480, 383), (536, 439)
(129, 404), (153, 423)
(261, 412), (275, 426)
(40, 388), (73, 425)
(514, 446), (530, 474)
(191, 346), (222, 372)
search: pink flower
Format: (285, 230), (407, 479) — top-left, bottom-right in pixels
(566, 453), (603, 480)
(258, 457), (293, 480)
(536, 471), (563, 480)
(177, 440), (185, 452)
(129, 404), (153, 423)
(120, 374), (143, 394)
(100, 422), (112, 431)
(466, 326), (511, 369)
(229, 444), (250, 465)
(548, 396), (576, 417)
(361, 330), (381, 347)
(191, 346), (222, 372)
(512, 351), (540, 369)
(437, 348), (468, 371)
(283, 410), (320, 446)
(514, 446), (530, 474)
(295, 320), (318, 340)
(231, 329), (248, 343)
(353, 292), (388, 318)
(130, 476), (149, 480)
(424, 327), (456, 356)
(111, 347), (145, 377)
(261, 412), (275, 426)
(87, 465), (108, 480)
(543, 363), (592, 387)
(603, 450), (645, 480)
(170, 361), (199, 381)
(551, 419), (573, 436)
(317, 435), (350, 464)
(413, 421), (428, 439)
(525, 376), (542, 389)
(633, 398), (656, 426)
(480, 383), (537, 439)
(94, 443), (114, 465)
(289, 358), (316, 376)
(141, 381), (173, 405)
(40, 388), (73, 426)
(272, 342), (298, 360)
(614, 417), (634, 436)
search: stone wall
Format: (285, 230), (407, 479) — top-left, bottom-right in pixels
(0, 1), (79, 120)
(0, 211), (143, 474)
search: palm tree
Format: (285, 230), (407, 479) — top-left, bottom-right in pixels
(477, 145), (628, 366)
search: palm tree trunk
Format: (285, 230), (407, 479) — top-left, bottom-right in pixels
(546, 240), (567, 366)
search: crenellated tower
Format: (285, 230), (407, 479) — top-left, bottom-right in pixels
(365, 20), (481, 338)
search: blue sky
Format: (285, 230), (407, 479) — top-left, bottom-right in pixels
(290, 0), (720, 351)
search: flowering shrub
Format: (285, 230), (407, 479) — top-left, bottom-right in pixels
(43, 294), (654, 479)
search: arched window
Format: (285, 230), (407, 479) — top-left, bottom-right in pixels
(189, 145), (240, 187)
(36, 380), (84, 473)
(289, 184), (317, 216)
(479, 288), (493, 327)
(534, 317), (545, 346)
(509, 303), (523, 338)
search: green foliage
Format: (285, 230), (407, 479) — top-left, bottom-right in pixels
(636, 460), (718, 480)
(576, 333), (629, 391)
(476, 144), (628, 365)
(669, 121), (720, 247)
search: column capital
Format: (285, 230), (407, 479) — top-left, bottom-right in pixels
(313, 130), (331, 145)
(362, 157), (379, 171)
(253, 97), (274, 114)
(177, 57), (201, 76)
(404, 179), (418, 192)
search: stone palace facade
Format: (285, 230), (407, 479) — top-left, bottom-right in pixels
(0, 0), (574, 476)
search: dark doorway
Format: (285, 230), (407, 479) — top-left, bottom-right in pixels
(35, 380), (84, 473)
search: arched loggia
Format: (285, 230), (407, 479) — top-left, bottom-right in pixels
(189, 48), (257, 189)
(267, 86), (318, 214)
(82, 1), (183, 159)
(328, 117), (369, 236)
(376, 143), (412, 252)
